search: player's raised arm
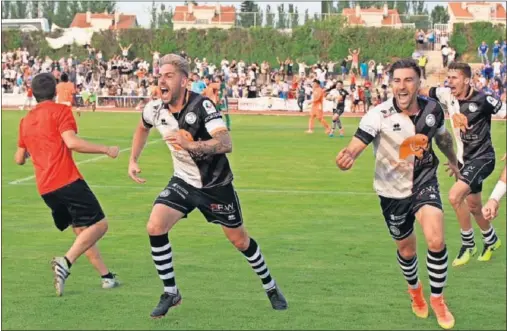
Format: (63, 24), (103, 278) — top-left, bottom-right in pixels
(336, 109), (381, 171)
(128, 104), (153, 184)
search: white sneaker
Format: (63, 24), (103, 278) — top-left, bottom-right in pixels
(51, 257), (70, 297)
(102, 274), (120, 289)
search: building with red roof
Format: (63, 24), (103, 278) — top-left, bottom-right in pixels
(342, 4), (403, 28)
(172, 3), (236, 30)
(70, 10), (137, 30)
(448, 2), (506, 31)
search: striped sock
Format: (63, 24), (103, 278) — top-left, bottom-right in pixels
(241, 238), (276, 291)
(427, 246), (448, 297)
(460, 228), (475, 247)
(481, 226), (498, 246)
(397, 251), (419, 289)
(149, 234), (177, 294)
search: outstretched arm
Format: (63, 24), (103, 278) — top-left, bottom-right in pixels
(336, 137), (368, 171)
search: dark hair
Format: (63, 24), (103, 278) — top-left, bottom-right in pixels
(313, 79), (320, 85)
(337, 80), (343, 84)
(60, 72), (69, 82)
(447, 62), (472, 78)
(32, 73), (56, 102)
(389, 58), (421, 78)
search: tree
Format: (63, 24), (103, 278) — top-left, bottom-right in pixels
(411, 0), (426, 15)
(240, 1), (257, 28)
(150, 0), (157, 29)
(336, 0), (349, 13)
(2, 1), (11, 19)
(83, 1), (116, 13)
(11, 1), (28, 19)
(53, 2), (72, 27)
(293, 6), (300, 27)
(183, 1), (198, 5)
(430, 4), (449, 24)
(395, 0), (410, 15)
(321, 1), (332, 14)
(256, 7), (263, 27)
(42, 1), (57, 26)
(266, 5), (274, 27)
(304, 8), (310, 24)
(158, 4), (173, 29)
(68, 1), (81, 20)
(277, 4), (286, 29)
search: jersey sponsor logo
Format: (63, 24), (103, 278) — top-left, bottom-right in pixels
(399, 134), (429, 160)
(185, 112), (197, 125)
(204, 112), (223, 123)
(380, 107), (396, 118)
(468, 103), (478, 113)
(393, 123), (401, 131)
(203, 100), (217, 114)
(210, 203), (236, 215)
(425, 114), (436, 127)
(451, 113), (471, 133)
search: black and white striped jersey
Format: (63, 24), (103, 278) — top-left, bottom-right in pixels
(429, 87), (502, 164)
(142, 90), (233, 189)
(354, 96), (446, 199)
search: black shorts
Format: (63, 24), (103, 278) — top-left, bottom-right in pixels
(154, 177), (243, 228)
(379, 180), (443, 241)
(333, 105), (345, 116)
(458, 158), (495, 194)
(41, 179), (105, 231)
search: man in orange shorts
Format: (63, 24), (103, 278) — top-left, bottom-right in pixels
(306, 79), (331, 134)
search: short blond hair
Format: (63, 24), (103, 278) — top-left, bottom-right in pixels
(159, 54), (190, 77)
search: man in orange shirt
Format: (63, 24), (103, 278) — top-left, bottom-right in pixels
(306, 79), (331, 134)
(56, 73), (76, 107)
(15, 73), (120, 296)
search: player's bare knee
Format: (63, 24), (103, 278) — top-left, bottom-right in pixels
(146, 219), (168, 236)
(448, 189), (464, 207)
(231, 236), (250, 251)
(397, 243), (416, 259)
(426, 235), (445, 252)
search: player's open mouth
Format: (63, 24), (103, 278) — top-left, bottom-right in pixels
(398, 92), (409, 101)
(161, 88), (169, 94)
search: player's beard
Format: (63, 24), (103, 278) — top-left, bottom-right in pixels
(168, 85), (182, 106)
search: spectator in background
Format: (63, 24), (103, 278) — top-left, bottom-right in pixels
(502, 39), (507, 62)
(492, 58), (502, 78)
(442, 46), (450, 68)
(428, 29), (435, 51)
(418, 54), (428, 80)
(349, 48), (361, 75)
(478, 41), (489, 64)
(492, 40), (501, 62)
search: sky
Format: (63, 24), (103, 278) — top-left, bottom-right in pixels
(117, 1), (446, 27)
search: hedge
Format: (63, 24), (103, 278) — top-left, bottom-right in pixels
(2, 18), (416, 66)
(450, 22), (506, 62)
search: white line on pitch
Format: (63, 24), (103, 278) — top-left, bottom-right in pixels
(8, 140), (162, 185)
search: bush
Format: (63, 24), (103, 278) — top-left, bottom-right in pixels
(451, 22), (506, 62)
(2, 21), (418, 66)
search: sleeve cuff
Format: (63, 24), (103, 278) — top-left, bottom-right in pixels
(354, 128), (374, 145)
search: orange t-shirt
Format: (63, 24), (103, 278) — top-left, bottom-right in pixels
(56, 82), (76, 104)
(27, 87), (33, 97)
(17, 101), (83, 195)
(312, 87), (324, 111)
(149, 85), (161, 99)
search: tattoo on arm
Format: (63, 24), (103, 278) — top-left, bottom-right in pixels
(187, 130), (232, 158)
(435, 130), (457, 164)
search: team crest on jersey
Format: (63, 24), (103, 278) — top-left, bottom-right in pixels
(159, 189), (170, 198)
(389, 225), (401, 236)
(203, 100), (216, 114)
(425, 114), (436, 127)
(468, 103), (478, 113)
(185, 112), (197, 125)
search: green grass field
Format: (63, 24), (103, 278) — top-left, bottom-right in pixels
(2, 111), (506, 330)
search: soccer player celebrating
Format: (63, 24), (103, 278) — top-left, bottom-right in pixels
(15, 73), (120, 296)
(420, 62), (504, 265)
(337, 59), (458, 329)
(128, 54), (287, 318)
(326, 80), (348, 137)
(482, 154), (506, 221)
(306, 79), (331, 134)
